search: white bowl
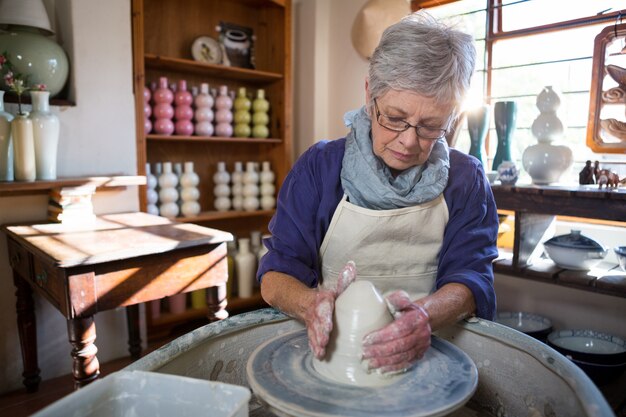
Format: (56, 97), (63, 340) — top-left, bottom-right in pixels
(543, 230), (607, 270)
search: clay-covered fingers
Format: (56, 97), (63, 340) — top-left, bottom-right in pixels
(305, 290), (336, 359)
(384, 290), (413, 315)
(361, 305), (431, 373)
(335, 260), (357, 296)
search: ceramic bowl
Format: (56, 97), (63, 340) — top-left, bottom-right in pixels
(495, 311), (552, 341)
(547, 329), (626, 385)
(615, 246), (626, 272)
(543, 229), (608, 270)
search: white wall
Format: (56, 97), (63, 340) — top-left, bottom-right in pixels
(0, 0), (139, 393)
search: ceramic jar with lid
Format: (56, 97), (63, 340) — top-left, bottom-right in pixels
(543, 229), (608, 270)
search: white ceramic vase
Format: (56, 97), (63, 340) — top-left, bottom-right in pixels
(213, 161), (231, 211)
(29, 91), (60, 180)
(522, 86), (573, 185)
(12, 113), (36, 181)
(0, 91), (14, 181)
(180, 161), (201, 217)
(146, 163), (159, 215)
(242, 161), (260, 211)
(231, 161), (244, 211)
(158, 162), (180, 218)
(235, 237), (256, 298)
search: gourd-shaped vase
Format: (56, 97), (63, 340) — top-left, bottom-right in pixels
(29, 90), (60, 180)
(213, 161), (231, 211)
(173, 162), (184, 214)
(492, 101), (517, 171)
(194, 83), (214, 136)
(158, 162), (179, 218)
(231, 161), (244, 211)
(259, 161), (276, 210)
(146, 163), (159, 215)
(153, 77), (175, 135)
(522, 86), (573, 185)
(235, 237), (256, 298)
(242, 161), (260, 211)
(466, 104), (489, 167)
(180, 161), (201, 217)
(0, 91), (14, 181)
(215, 85), (233, 137)
(12, 113), (36, 181)
(252, 89), (270, 138)
(233, 87), (251, 138)
(143, 86), (152, 134)
(174, 80), (194, 136)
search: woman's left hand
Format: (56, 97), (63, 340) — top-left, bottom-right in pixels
(361, 290), (431, 374)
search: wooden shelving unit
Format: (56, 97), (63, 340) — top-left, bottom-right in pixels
(131, 0), (292, 338)
(0, 175), (145, 197)
(492, 184), (626, 298)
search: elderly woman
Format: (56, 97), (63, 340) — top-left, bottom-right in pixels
(257, 13), (498, 374)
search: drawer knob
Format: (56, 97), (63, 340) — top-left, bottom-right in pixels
(36, 270), (48, 286)
(10, 253), (21, 268)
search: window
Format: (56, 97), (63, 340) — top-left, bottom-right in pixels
(422, 0), (626, 181)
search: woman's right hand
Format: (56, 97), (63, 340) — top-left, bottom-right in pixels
(305, 261), (357, 359)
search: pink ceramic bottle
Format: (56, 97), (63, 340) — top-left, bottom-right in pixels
(194, 82), (214, 136)
(153, 77), (174, 135)
(143, 86), (152, 134)
(215, 85), (233, 137)
(174, 79), (194, 136)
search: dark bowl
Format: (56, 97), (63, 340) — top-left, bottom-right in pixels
(570, 358), (626, 386)
(495, 311), (552, 341)
(615, 246), (626, 272)
(547, 330), (626, 365)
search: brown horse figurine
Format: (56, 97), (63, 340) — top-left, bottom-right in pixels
(596, 169), (620, 189)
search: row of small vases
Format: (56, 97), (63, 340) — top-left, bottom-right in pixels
(146, 161), (200, 218)
(144, 77), (270, 138)
(0, 90), (59, 182)
(214, 160), (276, 212)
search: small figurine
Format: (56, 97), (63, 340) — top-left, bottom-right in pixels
(578, 160), (595, 185)
(596, 169), (621, 189)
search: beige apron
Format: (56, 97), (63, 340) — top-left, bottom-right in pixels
(319, 194), (449, 300)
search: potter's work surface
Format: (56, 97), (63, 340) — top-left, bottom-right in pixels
(247, 329), (478, 417)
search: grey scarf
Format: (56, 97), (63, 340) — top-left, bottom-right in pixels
(340, 107), (450, 210)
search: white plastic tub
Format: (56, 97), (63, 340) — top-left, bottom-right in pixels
(32, 370), (251, 417)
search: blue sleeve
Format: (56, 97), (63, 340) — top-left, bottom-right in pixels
(439, 151), (499, 320)
(256, 140), (345, 287)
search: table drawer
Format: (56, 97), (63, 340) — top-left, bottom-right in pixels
(7, 239), (31, 280)
(32, 258), (65, 312)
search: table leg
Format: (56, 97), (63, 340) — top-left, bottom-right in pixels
(67, 316), (100, 389)
(126, 304), (142, 360)
(13, 271), (41, 393)
(207, 284), (228, 321)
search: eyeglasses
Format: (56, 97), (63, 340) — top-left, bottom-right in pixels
(373, 98), (449, 140)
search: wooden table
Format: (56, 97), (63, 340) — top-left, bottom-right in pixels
(2, 212), (232, 391)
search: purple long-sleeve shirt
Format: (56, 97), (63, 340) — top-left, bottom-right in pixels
(257, 138), (499, 320)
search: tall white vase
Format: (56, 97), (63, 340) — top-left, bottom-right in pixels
(0, 91), (14, 181)
(29, 91), (60, 180)
(12, 113), (36, 181)
(231, 161), (244, 211)
(235, 237), (256, 298)
(158, 162), (179, 218)
(146, 163), (159, 215)
(242, 161), (260, 211)
(213, 161), (231, 211)
(259, 161), (276, 210)
(180, 161), (201, 217)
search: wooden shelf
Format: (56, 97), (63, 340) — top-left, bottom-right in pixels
(144, 54), (284, 84)
(0, 175), (146, 197)
(147, 134), (282, 143)
(3, 92), (75, 107)
(177, 210), (275, 223)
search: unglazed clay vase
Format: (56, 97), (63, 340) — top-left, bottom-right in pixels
(313, 280), (397, 387)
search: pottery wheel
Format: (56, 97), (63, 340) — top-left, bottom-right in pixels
(246, 329), (477, 417)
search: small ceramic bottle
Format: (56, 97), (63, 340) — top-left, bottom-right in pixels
(215, 85), (233, 137)
(259, 161), (276, 210)
(194, 82), (214, 136)
(0, 90), (15, 181)
(233, 87), (251, 138)
(158, 162), (180, 218)
(174, 80), (194, 136)
(180, 161), (201, 217)
(153, 77), (175, 135)
(235, 237), (256, 298)
(173, 162), (184, 215)
(242, 161), (260, 211)
(252, 89), (270, 138)
(146, 163), (159, 215)
(213, 161), (231, 211)
(144, 86), (152, 134)
(231, 161), (244, 211)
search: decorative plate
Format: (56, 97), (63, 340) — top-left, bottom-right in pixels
(246, 329), (478, 417)
(191, 35), (222, 64)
